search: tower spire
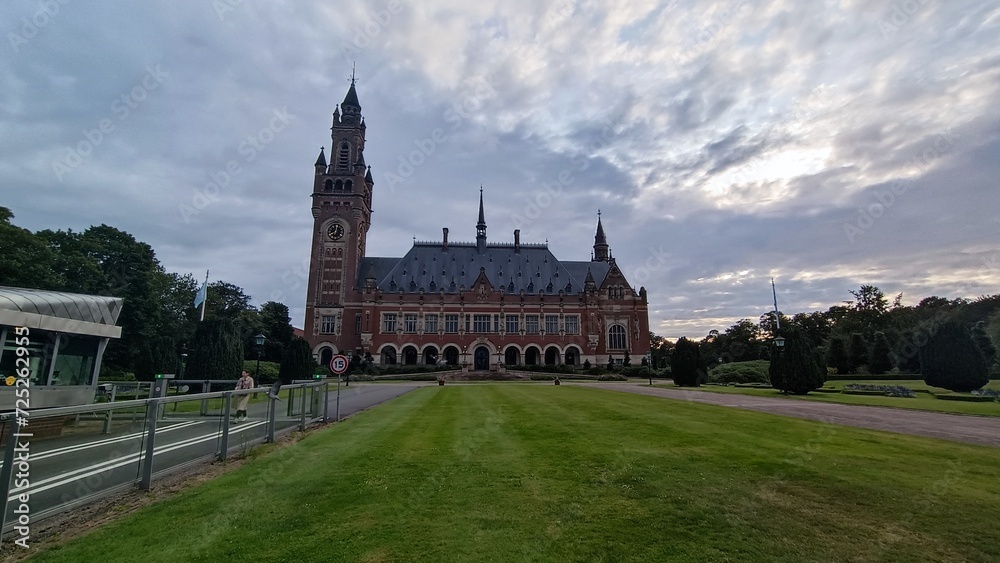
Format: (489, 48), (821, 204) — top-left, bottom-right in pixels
(593, 210), (609, 262)
(476, 186), (487, 253)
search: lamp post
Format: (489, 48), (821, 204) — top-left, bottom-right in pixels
(179, 344), (188, 380)
(254, 333), (266, 381)
(345, 350), (352, 387)
(773, 336), (786, 352)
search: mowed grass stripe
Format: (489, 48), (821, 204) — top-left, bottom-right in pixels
(27, 385), (1000, 562)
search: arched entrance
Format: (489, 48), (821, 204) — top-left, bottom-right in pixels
(524, 346), (540, 365)
(544, 346), (560, 365)
(402, 345), (418, 365)
(423, 346), (439, 365)
(504, 347), (520, 366)
(319, 347), (334, 369)
(474, 346), (490, 371)
(380, 347), (397, 365)
(564, 346), (580, 366)
(444, 346), (460, 365)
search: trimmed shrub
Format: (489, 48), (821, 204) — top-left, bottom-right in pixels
(243, 360), (280, 383)
(869, 332), (894, 375)
(597, 373), (628, 381)
(671, 337), (707, 387)
(769, 329), (824, 395)
(848, 333), (869, 374)
(827, 336), (850, 375)
(709, 360), (769, 384)
(920, 321), (989, 393)
(620, 365), (652, 377)
(936, 393), (996, 402)
(279, 337), (317, 384)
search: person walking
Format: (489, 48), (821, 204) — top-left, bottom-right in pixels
(234, 370), (254, 422)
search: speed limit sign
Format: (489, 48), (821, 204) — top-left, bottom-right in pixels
(330, 354), (349, 375)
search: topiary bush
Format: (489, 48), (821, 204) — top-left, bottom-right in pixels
(920, 321), (989, 393)
(709, 360), (770, 384)
(769, 329), (825, 395)
(671, 337), (707, 386)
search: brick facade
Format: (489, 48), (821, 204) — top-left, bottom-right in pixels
(304, 81), (650, 370)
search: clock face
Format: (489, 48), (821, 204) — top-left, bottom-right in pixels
(327, 223), (345, 240)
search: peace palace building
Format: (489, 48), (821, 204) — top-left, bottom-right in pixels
(304, 80), (650, 371)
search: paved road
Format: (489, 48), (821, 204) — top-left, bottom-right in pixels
(584, 382), (1000, 448)
(2, 383), (424, 529)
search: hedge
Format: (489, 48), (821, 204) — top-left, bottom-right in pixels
(936, 394), (997, 402)
(709, 361), (770, 384)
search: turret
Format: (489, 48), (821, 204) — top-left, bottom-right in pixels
(593, 211), (609, 262)
(476, 187), (487, 254)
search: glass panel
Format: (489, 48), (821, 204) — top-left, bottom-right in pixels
(2, 403), (150, 529)
(0, 328), (56, 387)
(51, 334), (100, 386)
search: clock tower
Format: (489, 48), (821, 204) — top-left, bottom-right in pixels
(304, 77), (374, 363)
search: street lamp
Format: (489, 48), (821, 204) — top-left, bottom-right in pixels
(345, 350), (353, 386)
(254, 333), (266, 381)
(773, 336), (786, 352)
(179, 344), (188, 380)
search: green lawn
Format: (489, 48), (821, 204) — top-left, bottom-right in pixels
(668, 380), (1000, 417)
(27, 385), (1000, 562)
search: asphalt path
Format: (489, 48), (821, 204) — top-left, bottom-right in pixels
(584, 382), (1000, 448)
(2, 383), (424, 529)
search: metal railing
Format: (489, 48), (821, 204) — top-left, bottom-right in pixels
(0, 381), (331, 541)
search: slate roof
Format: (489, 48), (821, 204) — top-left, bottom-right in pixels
(358, 243), (610, 295)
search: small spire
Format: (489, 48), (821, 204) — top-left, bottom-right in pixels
(365, 165), (374, 184)
(476, 188), (487, 253)
(315, 146), (327, 167)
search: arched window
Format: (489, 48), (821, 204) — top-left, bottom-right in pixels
(324, 179), (333, 192)
(608, 325), (627, 350)
(338, 142), (350, 169)
(345, 180), (353, 192)
(402, 346), (418, 365)
(334, 179), (344, 191)
(504, 347), (520, 366)
(423, 346), (439, 365)
(380, 347), (397, 365)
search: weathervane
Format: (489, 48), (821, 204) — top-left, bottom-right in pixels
(350, 61), (357, 85)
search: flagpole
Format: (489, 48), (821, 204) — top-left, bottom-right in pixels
(200, 269), (209, 322)
(771, 277), (780, 331)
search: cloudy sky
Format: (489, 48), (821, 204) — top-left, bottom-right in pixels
(2, 0), (998, 339)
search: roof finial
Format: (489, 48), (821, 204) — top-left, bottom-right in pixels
(351, 61), (356, 85)
(598, 209), (601, 218)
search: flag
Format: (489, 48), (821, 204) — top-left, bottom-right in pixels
(193, 282), (207, 308)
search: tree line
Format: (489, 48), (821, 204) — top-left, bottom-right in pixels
(651, 284), (999, 393)
(0, 207), (315, 382)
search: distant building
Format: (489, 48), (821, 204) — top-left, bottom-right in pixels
(303, 80), (650, 370)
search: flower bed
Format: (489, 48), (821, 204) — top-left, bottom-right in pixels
(841, 384), (917, 398)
